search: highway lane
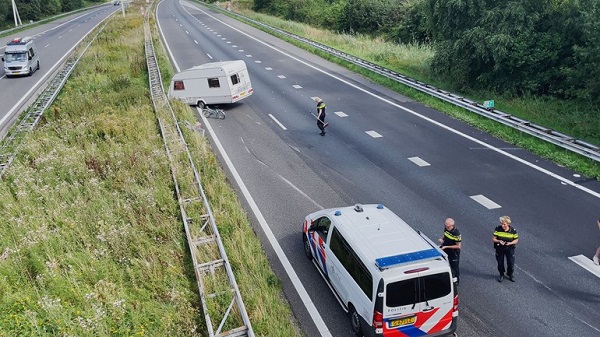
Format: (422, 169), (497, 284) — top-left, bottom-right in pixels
(157, 1), (600, 336)
(0, 4), (119, 137)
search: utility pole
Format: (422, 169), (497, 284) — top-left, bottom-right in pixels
(11, 0), (22, 27)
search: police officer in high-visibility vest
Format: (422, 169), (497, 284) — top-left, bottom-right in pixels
(492, 216), (519, 282)
(438, 218), (461, 284)
(315, 97), (327, 136)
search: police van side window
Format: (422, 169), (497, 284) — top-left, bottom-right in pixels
(329, 228), (373, 298)
(386, 273), (451, 307)
(313, 217), (331, 241)
(29, 48), (34, 58)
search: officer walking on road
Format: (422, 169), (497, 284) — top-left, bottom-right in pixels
(315, 97), (327, 136)
(438, 218), (461, 284)
(492, 216), (519, 282)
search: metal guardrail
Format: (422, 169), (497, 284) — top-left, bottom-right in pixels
(219, 7), (600, 163)
(0, 16), (113, 178)
(144, 6), (254, 337)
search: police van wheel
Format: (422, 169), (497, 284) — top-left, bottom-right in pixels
(28, 67), (33, 76)
(303, 236), (313, 260)
(349, 306), (363, 337)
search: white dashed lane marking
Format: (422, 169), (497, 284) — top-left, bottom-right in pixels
(293, 85), (302, 89)
(408, 157), (430, 167)
(470, 194), (501, 209)
(277, 75), (286, 79)
(269, 114), (287, 130)
(365, 130), (382, 138)
(568, 255), (600, 279)
(334, 111), (347, 117)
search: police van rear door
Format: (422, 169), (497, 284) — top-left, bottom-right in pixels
(382, 269), (454, 336)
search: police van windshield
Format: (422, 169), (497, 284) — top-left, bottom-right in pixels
(386, 273), (451, 307)
(5, 53), (28, 62)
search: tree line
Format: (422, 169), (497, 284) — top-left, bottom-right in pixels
(247, 0), (600, 105)
(0, 0), (103, 31)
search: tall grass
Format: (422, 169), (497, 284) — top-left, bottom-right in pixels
(0, 4), (300, 336)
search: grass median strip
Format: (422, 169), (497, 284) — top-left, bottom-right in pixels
(0, 6), (301, 337)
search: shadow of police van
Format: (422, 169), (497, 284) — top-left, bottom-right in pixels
(2, 37), (40, 77)
(303, 204), (458, 337)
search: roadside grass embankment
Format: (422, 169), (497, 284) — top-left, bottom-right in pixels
(0, 6), (300, 337)
(228, 4), (599, 180)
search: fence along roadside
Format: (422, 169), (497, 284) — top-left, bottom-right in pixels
(143, 4), (255, 337)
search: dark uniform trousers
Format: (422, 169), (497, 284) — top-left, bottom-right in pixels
(449, 256), (460, 281)
(495, 246), (515, 277)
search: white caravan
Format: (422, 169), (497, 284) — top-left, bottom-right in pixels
(2, 37), (40, 77)
(168, 60), (253, 108)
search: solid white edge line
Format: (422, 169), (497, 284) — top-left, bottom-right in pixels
(268, 114), (287, 130)
(198, 109), (332, 337)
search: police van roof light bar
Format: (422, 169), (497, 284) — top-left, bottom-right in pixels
(375, 248), (442, 270)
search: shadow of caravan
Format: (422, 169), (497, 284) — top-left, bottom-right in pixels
(168, 60), (253, 109)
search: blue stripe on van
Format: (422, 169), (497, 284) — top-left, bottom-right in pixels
(375, 248), (442, 269)
(396, 324), (427, 336)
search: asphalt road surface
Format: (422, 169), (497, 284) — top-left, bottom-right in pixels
(164, 1), (600, 336)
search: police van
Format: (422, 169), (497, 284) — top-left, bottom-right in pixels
(302, 204), (458, 337)
(2, 37), (40, 77)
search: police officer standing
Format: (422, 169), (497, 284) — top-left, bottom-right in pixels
(492, 215), (519, 282)
(438, 218), (461, 284)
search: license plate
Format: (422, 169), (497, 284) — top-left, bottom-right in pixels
(240, 91), (246, 96)
(389, 316), (416, 327)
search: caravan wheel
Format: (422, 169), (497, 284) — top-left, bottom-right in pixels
(197, 101), (206, 109)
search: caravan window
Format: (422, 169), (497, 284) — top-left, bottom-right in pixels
(208, 78), (220, 88)
(230, 73), (240, 85)
(173, 81), (185, 91)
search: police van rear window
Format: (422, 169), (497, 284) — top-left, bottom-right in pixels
(386, 273), (451, 307)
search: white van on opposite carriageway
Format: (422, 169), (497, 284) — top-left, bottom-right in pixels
(167, 60), (253, 109)
(2, 36), (40, 77)
(302, 204), (458, 337)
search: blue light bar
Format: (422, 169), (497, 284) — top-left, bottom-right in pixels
(375, 248), (442, 269)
